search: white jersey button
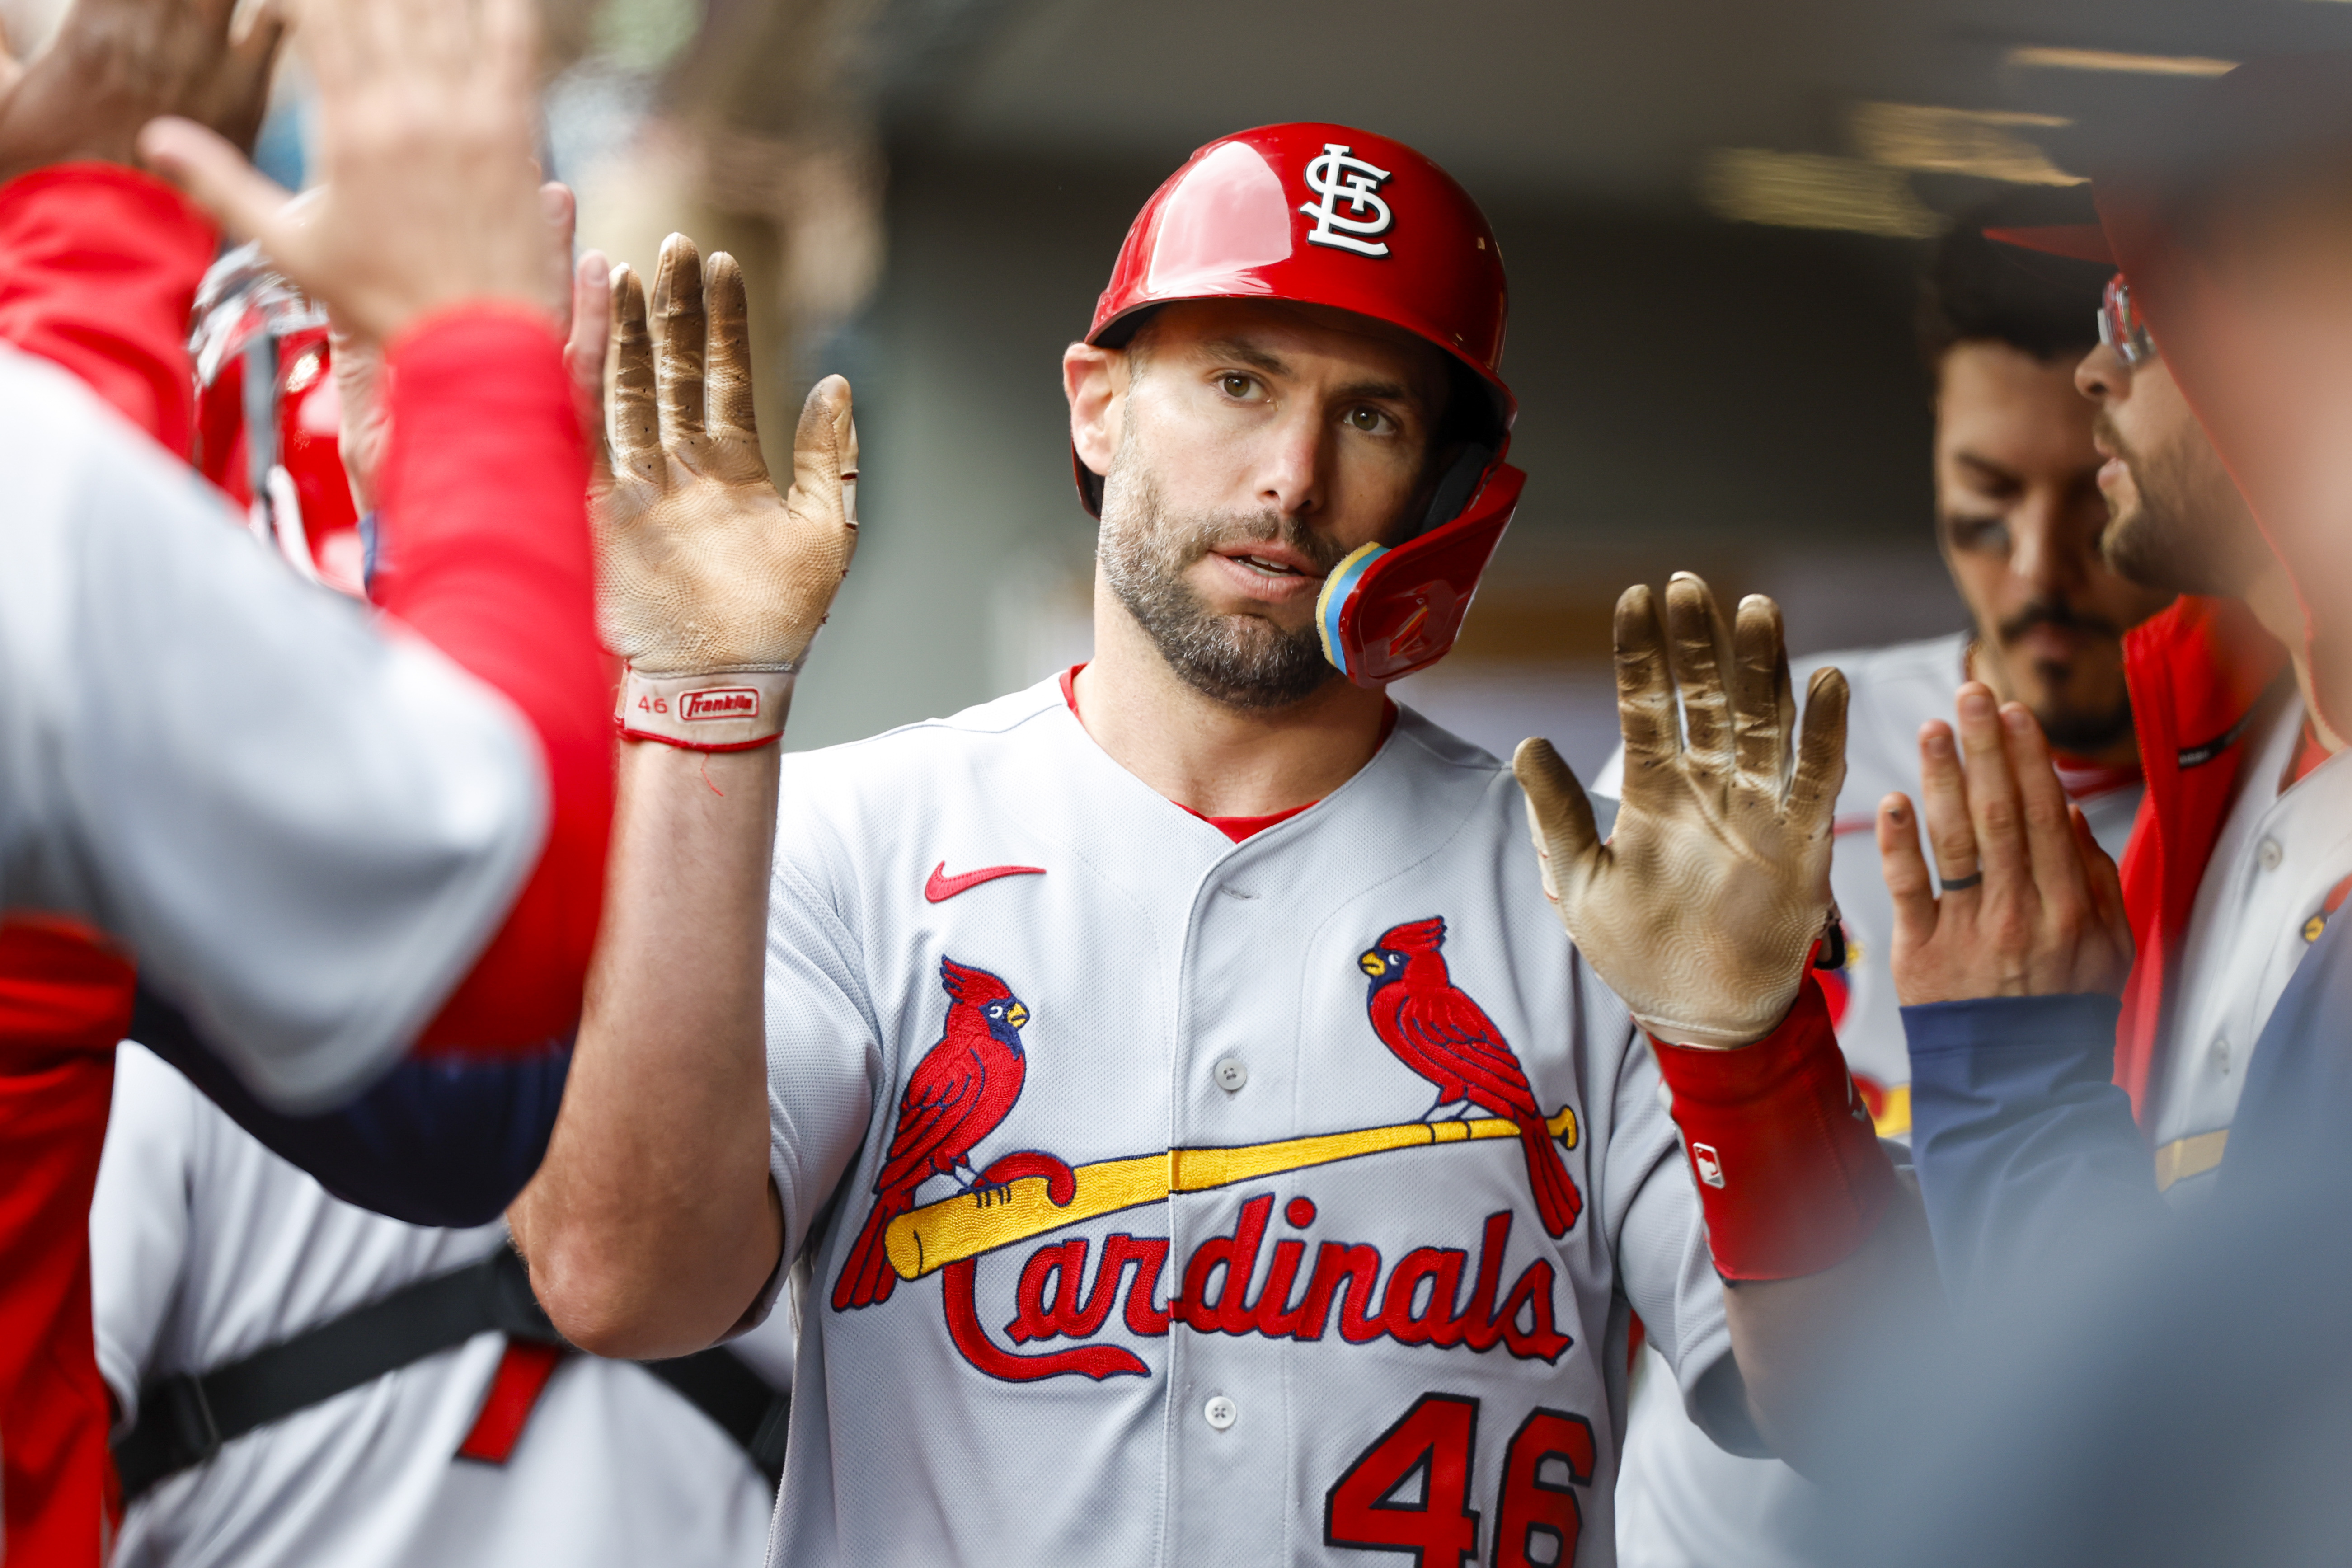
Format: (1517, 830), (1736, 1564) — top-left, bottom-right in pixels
(2258, 836), (2284, 871)
(1203, 1395), (1238, 1430)
(2211, 1037), (2233, 1075)
(1213, 1057), (1249, 1093)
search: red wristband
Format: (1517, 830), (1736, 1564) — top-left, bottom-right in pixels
(1649, 973), (1895, 1281)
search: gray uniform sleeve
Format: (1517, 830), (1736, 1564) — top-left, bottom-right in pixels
(1603, 1011), (1760, 1455)
(0, 352), (545, 1111)
(761, 842), (883, 1296)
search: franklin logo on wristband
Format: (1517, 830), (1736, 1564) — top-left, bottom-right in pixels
(680, 687), (760, 723)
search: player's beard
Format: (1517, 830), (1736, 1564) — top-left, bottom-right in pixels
(2096, 410), (2263, 597)
(1098, 461), (1349, 711)
(1986, 599), (2136, 758)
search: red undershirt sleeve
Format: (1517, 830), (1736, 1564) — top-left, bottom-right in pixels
(370, 306), (612, 1052)
(0, 164), (214, 453)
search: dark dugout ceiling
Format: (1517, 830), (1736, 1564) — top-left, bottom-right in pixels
(842, 0), (2352, 215)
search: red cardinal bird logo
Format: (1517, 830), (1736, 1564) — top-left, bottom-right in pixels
(832, 957), (1032, 1310)
(1359, 917), (1582, 1237)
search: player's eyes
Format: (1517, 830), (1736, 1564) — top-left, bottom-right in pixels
(1943, 516), (2011, 557)
(1218, 373), (1261, 400)
(1344, 406), (1395, 436)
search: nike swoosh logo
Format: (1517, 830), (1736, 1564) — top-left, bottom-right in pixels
(924, 861), (1046, 902)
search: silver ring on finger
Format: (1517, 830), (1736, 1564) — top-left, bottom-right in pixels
(1939, 866), (1985, 893)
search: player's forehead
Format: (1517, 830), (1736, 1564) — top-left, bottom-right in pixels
(1134, 298), (1451, 408)
(1934, 341), (2095, 473)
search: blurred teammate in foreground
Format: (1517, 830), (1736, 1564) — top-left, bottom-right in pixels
(1609, 219), (2169, 1568)
(0, 0), (610, 1555)
(90, 1043), (793, 1568)
(510, 124), (1940, 1565)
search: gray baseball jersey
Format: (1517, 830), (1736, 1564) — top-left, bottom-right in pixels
(757, 675), (1737, 1567)
(0, 347), (544, 1109)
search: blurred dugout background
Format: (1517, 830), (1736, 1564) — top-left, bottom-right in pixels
(13, 0), (2352, 774)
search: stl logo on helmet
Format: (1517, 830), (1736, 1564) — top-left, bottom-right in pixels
(1300, 143), (1396, 257)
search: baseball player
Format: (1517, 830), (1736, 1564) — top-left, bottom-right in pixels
(1606, 223), (2168, 1568)
(1884, 55), (2352, 1298)
(513, 126), (1935, 1566)
(89, 1043), (792, 1568)
(0, 0), (611, 1556)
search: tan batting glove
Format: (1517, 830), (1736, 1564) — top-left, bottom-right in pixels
(1512, 573), (1848, 1049)
(595, 234), (859, 750)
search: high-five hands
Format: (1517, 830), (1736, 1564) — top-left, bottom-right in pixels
(594, 234), (859, 750)
(0, 0), (284, 183)
(139, 0), (553, 344)
(1514, 573), (1847, 1048)
(1878, 683), (2133, 1005)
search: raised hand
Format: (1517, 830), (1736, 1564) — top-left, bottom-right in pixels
(138, 0), (551, 344)
(594, 233), (858, 746)
(0, 0), (284, 183)
(331, 181), (601, 512)
(1878, 683), (2133, 1005)
(1514, 573), (1847, 1048)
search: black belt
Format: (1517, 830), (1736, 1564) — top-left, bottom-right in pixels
(113, 1247), (789, 1504)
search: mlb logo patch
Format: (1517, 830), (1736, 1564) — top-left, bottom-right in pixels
(1690, 1141), (1726, 1189)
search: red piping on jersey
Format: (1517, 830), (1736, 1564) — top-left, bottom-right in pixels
(2113, 595), (2288, 1122)
(1057, 663), (1396, 841)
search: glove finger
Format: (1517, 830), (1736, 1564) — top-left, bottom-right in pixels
(1789, 665), (1849, 831)
(567, 250), (612, 482)
(703, 251), (768, 476)
(1731, 592), (1792, 793)
(1512, 737), (1601, 907)
(650, 232), (707, 456)
(1664, 572), (1734, 780)
(607, 264), (662, 488)
(1612, 583), (1681, 802)
(789, 374), (858, 534)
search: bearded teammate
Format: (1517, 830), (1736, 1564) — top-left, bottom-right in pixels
(1605, 223), (2169, 1568)
(515, 125), (1933, 1565)
(1887, 54), (2352, 1296)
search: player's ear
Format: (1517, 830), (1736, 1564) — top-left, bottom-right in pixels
(1064, 341), (1126, 480)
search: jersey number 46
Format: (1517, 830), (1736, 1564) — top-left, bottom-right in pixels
(1324, 1392), (1595, 1567)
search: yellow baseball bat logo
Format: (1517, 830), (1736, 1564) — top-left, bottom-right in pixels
(884, 1106), (1578, 1282)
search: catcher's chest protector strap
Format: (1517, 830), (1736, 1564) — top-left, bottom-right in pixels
(113, 1247), (790, 1502)
(1649, 974), (1897, 1280)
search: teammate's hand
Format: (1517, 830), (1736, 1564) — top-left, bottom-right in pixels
(1514, 573), (1846, 1048)
(1878, 683), (2132, 1005)
(0, 0), (284, 184)
(594, 232), (858, 678)
(331, 182), (599, 513)
(137, 0), (551, 344)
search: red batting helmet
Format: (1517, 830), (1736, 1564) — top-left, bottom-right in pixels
(1080, 122), (1523, 687)
(191, 247), (368, 599)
